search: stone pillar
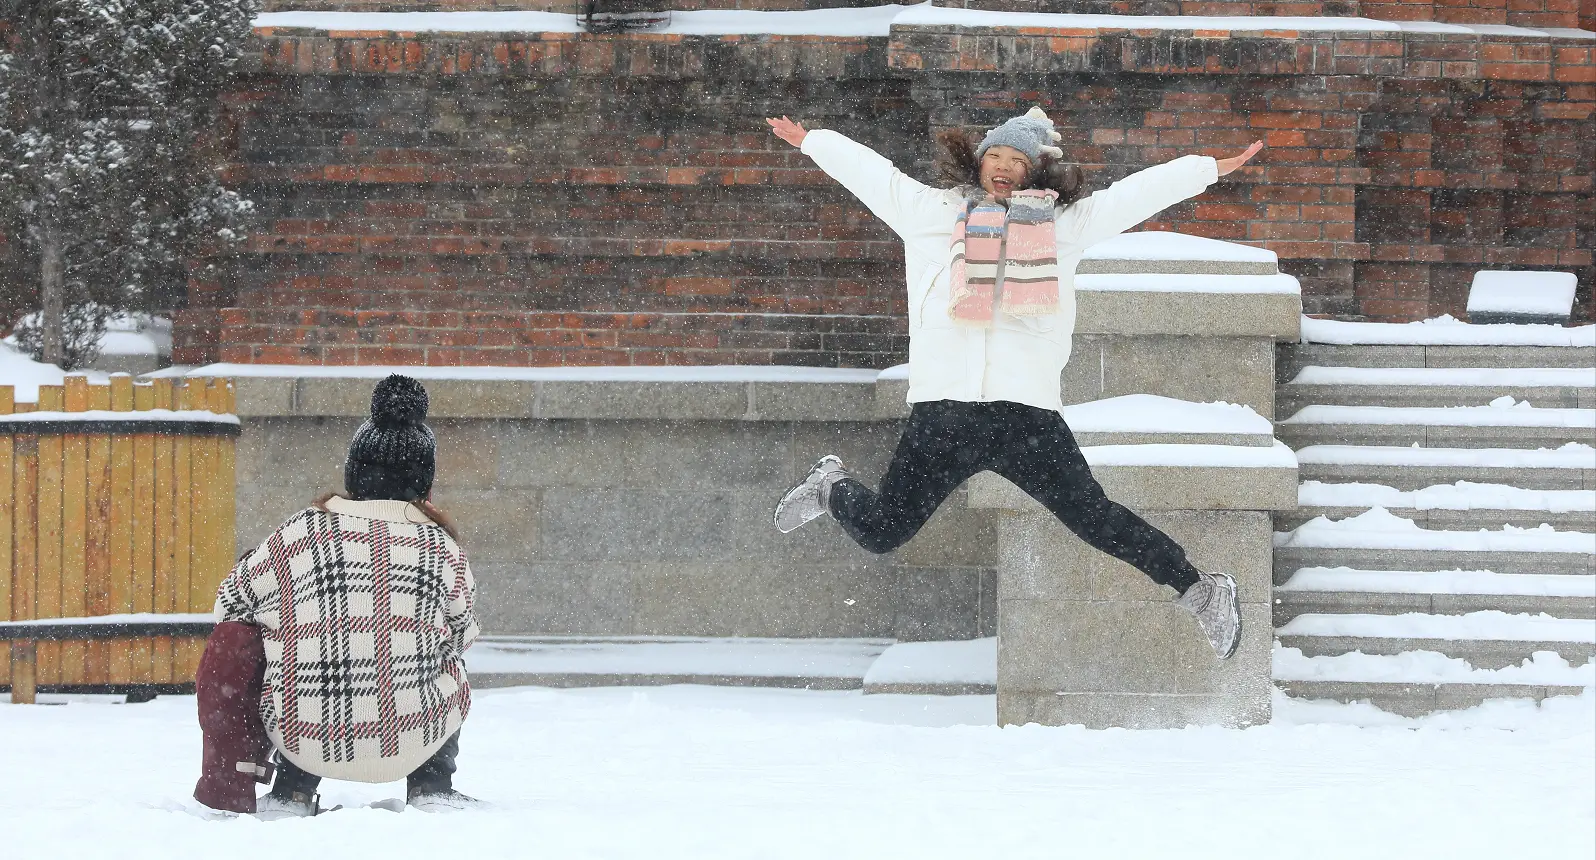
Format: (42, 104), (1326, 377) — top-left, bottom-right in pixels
(968, 233), (1302, 728)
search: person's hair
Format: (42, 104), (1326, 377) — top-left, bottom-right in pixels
(935, 128), (1085, 204)
(313, 491), (463, 544)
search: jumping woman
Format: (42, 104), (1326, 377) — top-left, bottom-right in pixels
(768, 108), (1263, 659)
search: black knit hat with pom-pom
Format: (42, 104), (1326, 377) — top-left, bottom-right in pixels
(344, 375), (436, 502)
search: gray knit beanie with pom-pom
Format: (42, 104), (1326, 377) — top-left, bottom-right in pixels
(976, 106), (1065, 165)
(344, 375), (436, 502)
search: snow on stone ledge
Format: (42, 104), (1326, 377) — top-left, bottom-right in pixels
(464, 636), (892, 679)
(173, 363), (883, 384)
(1277, 610), (1596, 643)
(892, 6), (1593, 38)
(1084, 439), (1298, 468)
(1277, 567), (1596, 597)
(1082, 231), (1277, 263)
(1293, 442), (1596, 469)
(254, 5), (917, 36)
(863, 638), (996, 687)
(1275, 507), (1596, 553)
(1468, 271), (1578, 317)
(1063, 394), (1272, 436)
(1273, 646), (1595, 687)
(1297, 479), (1596, 512)
(1301, 314), (1596, 346)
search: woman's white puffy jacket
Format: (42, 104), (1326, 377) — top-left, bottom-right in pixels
(800, 129), (1219, 414)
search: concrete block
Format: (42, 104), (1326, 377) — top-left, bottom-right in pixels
(1101, 335), (1276, 417)
(873, 378), (912, 419)
(296, 377), (378, 417)
(889, 567), (989, 641)
(231, 377), (295, 417)
(235, 417), (357, 488)
(1276, 344), (1427, 381)
(494, 420), (795, 490)
(1077, 291), (1301, 340)
(999, 690), (1269, 729)
(1075, 258), (1278, 276)
(1424, 345), (1596, 369)
(425, 380), (535, 418)
(1273, 547), (1594, 580)
(472, 562), (634, 636)
(432, 419), (502, 490)
(993, 510), (1272, 603)
(426, 487), (539, 563)
(537, 381), (748, 420)
(626, 560), (898, 638)
(891, 494), (997, 568)
(750, 381), (876, 422)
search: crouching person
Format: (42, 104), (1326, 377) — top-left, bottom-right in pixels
(194, 374), (480, 817)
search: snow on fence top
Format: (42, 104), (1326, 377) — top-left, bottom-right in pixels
(252, 6), (1595, 39)
(1301, 315), (1596, 347)
(0, 410), (239, 426)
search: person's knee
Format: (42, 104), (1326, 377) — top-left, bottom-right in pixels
(856, 532), (908, 555)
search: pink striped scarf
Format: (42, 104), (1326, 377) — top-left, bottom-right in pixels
(949, 188), (1060, 326)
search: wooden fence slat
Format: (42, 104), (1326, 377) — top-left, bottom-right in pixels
(211, 380), (236, 603)
(83, 383), (113, 685)
(34, 385), (64, 685)
(59, 377), (90, 685)
(151, 379), (175, 684)
(130, 383), (156, 685)
(0, 385), (11, 687)
(186, 379), (213, 614)
(107, 376), (134, 684)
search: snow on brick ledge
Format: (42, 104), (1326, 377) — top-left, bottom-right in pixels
(1468, 271), (1578, 322)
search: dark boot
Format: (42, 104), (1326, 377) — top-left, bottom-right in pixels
(406, 732), (481, 812)
(257, 753), (320, 819)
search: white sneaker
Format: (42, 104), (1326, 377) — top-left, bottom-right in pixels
(773, 455), (849, 534)
(1175, 572), (1242, 659)
(408, 789), (485, 813)
(254, 792), (318, 820)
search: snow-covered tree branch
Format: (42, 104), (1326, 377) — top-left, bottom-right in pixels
(0, 0), (258, 369)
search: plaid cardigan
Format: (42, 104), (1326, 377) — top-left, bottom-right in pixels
(215, 497), (479, 783)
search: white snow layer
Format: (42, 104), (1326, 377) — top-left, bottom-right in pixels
(1276, 508), (1596, 553)
(862, 638), (997, 686)
(1281, 402), (1596, 428)
(1293, 442), (1596, 468)
(1468, 271), (1579, 317)
(0, 344), (110, 403)
(0, 612), (214, 629)
(1297, 480), (1596, 513)
(465, 636), (891, 679)
(1277, 610), (1596, 642)
(0, 409), (238, 425)
(1, 685), (1591, 859)
(1084, 440), (1297, 468)
(254, 5), (919, 36)
(891, 5), (1587, 37)
(1288, 366), (1596, 388)
(1277, 567), (1596, 597)
(1063, 395), (1273, 436)
(1081, 230), (1278, 263)
(1273, 646), (1595, 686)
(1301, 315), (1596, 347)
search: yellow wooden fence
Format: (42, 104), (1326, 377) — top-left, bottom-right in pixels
(1, 376), (236, 689)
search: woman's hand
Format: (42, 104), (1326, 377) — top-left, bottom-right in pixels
(1215, 140), (1264, 177)
(766, 116), (808, 148)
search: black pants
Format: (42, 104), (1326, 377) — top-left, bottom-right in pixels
(829, 400), (1202, 593)
(270, 731), (460, 799)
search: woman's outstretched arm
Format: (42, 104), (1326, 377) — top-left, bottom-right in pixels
(767, 116), (951, 243)
(1057, 141), (1264, 250)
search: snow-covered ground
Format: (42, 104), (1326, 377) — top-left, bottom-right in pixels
(0, 684), (1591, 859)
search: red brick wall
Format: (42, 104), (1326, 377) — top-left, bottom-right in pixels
(175, 23), (1594, 366)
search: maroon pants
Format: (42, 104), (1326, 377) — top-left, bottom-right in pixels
(193, 621), (273, 813)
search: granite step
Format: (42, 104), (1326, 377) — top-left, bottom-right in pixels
(1293, 445), (1596, 491)
(1274, 679), (1589, 716)
(1276, 344), (1596, 381)
(1273, 567), (1596, 624)
(1277, 506), (1595, 532)
(1275, 611), (1596, 668)
(1277, 405), (1596, 449)
(464, 635), (893, 690)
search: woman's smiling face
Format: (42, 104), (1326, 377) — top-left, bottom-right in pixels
(979, 145), (1032, 201)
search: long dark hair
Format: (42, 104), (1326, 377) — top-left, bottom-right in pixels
(312, 491), (463, 544)
(935, 128), (1085, 204)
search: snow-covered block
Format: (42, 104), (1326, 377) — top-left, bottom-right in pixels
(1301, 314), (1596, 347)
(1077, 230), (1278, 276)
(1467, 271), (1578, 325)
(862, 638), (996, 695)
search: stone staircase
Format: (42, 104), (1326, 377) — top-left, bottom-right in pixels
(1271, 342), (1596, 716)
